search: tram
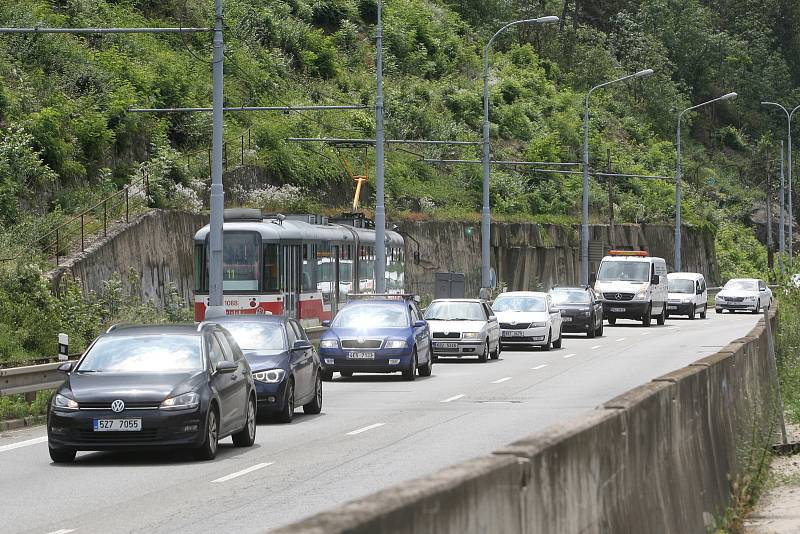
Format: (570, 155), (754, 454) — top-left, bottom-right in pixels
(193, 209), (405, 324)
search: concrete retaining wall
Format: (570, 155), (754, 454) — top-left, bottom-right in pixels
(272, 311), (779, 534)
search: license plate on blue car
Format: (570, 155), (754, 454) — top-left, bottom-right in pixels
(347, 352), (375, 359)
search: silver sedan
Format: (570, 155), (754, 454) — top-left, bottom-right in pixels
(423, 299), (501, 362)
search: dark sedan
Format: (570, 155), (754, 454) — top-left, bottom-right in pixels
(550, 286), (604, 338)
(47, 324), (257, 463)
(208, 315), (322, 423)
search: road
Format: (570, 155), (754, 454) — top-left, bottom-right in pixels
(1, 312), (760, 534)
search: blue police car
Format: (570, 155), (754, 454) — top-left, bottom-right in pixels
(319, 296), (433, 381)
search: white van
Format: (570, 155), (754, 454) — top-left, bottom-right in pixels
(666, 272), (708, 319)
(592, 251), (668, 327)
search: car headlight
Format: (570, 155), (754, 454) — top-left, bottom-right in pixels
(160, 391), (199, 411)
(320, 339), (339, 349)
(743, 296), (756, 301)
(634, 288), (648, 300)
(253, 369), (286, 383)
(715, 295), (723, 302)
(385, 339), (408, 349)
(682, 297), (693, 303)
(461, 332), (480, 340)
(583, 311), (591, 317)
(52, 393), (78, 411)
(530, 322), (546, 328)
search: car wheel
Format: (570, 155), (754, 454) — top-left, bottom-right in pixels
(542, 329), (552, 351)
(656, 306), (665, 325)
(275, 380), (295, 423)
(687, 304), (696, 320)
(700, 305), (707, 319)
(552, 329), (563, 349)
(642, 307), (652, 327)
(490, 341), (500, 360)
(716, 308), (722, 314)
(232, 395), (257, 447)
(193, 406), (219, 461)
(588, 316), (596, 338)
(596, 321), (604, 337)
(320, 369), (334, 381)
(608, 317), (617, 325)
(418, 350), (433, 377)
(403, 349), (417, 381)
(49, 446), (76, 463)
(303, 374), (323, 414)
(478, 340), (488, 362)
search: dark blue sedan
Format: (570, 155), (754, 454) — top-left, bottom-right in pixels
(319, 298), (433, 381)
(210, 316), (322, 423)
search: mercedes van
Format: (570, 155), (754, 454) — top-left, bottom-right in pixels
(593, 251), (668, 327)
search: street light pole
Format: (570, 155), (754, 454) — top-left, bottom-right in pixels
(482, 16), (559, 294)
(374, 0), (386, 293)
(580, 68), (654, 284)
(762, 102), (800, 270)
(207, 0), (225, 315)
(674, 92), (737, 272)
(780, 140), (786, 276)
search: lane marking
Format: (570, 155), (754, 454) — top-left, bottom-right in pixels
(45, 530), (75, 534)
(212, 462), (273, 483)
(441, 394), (465, 403)
(641, 332), (650, 336)
(531, 364), (547, 370)
(492, 377), (512, 384)
(615, 338), (626, 342)
(562, 353), (576, 359)
(347, 423), (386, 435)
(591, 345), (602, 350)
(0, 436), (47, 453)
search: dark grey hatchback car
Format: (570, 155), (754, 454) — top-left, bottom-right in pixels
(47, 323), (257, 462)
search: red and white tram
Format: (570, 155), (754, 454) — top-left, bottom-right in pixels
(193, 209), (405, 324)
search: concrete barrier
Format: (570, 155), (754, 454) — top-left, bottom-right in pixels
(274, 310), (779, 533)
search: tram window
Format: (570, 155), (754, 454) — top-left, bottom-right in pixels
(316, 247), (334, 304)
(194, 244), (205, 292)
(263, 244), (279, 291)
(219, 232), (260, 291)
(302, 244), (314, 291)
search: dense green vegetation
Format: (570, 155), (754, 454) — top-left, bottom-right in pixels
(0, 0), (798, 363)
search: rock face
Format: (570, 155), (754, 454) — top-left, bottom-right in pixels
(48, 210), (719, 306)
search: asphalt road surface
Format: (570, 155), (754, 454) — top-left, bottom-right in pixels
(1, 312), (761, 534)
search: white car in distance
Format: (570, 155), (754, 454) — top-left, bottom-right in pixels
(715, 278), (772, 314)
(423, 299), (500, 362)
(492, 291), (563, 351)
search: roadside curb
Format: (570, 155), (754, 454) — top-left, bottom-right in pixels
(0, 415), (46, 432)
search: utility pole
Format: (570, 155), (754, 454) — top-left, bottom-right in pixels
(206, 0), (226, 315)
(374, 0), (386, 293)
(767, 158), (774, 270)
(607, 149), (614, 240)
(780, 140), (786, 276)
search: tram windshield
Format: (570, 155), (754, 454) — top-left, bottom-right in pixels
(221, 232), (260, 291)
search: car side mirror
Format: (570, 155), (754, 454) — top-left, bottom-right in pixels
(589, 273), (597, 286)
(216, 360), (237, 374)
(292, 339), (312, 351)
(57, 362), (73, 373)
(651, 274), (660, 285)
(321, 320), (331, 328)
(697, 287), (703, 294)
(413, 320), (426, 328)
(488, 315), (497, 322)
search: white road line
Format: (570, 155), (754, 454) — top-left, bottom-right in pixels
(641, 332), (650, 336)
(591, 345), (602, 350)
(45, 530), (75, 534)
(615, 338), (626, 342)
(212, 462), (273, 483)
(531, 364), (548, 370)
(562, 353), (576, 359)
(441, 394), (465, 403)
(0, 436), (47, 453)
(347, 423), (386, 435)
(492, 377), (512, 384)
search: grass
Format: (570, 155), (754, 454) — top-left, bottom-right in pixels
(0, 390), (52, 421)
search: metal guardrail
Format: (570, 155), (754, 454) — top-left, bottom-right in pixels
(0, 326), (328, 398)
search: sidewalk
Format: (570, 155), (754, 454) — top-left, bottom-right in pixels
(744, 423), (800, 533)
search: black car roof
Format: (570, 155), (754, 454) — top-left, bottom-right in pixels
(103, 324), (203, 337)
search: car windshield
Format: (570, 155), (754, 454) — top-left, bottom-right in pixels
(669, 279), (695, 294)
(219, 322), (286, 351)
(424, 302), (485, 321)
(550, 290), (591, 305)
(597, 261), (650, 282)
(77, 335), (203, 373)
(724, 280), (758, 291)
(333, 304), (409, 328)
(491, 296), (546, 312)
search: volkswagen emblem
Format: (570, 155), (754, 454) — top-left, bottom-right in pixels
(111, 400), (125, 413)
(443, 331), (450, 336)
(510, 321), (517, 326)
(357, 336), (365, 344)
(615, 293), (622, 300)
